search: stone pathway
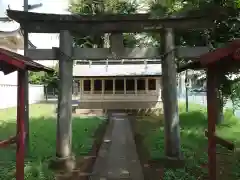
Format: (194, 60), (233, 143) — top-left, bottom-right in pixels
(90, 111), (144, 180)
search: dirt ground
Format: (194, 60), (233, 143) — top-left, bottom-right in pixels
(55, 115), (108, 180)
(73, 109), (105, 117)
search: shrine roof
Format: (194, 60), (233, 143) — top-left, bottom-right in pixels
(73, 64), (162, 77)
(178, 40), (240, 72)
(0, 48), (53, 75)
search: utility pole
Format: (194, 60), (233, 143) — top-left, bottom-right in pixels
(185, 70), (189, 112)
(23, 0), (29, 155)
(23, 0), (43, 153)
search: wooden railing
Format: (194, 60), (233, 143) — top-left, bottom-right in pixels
(78, 90), (161, 102)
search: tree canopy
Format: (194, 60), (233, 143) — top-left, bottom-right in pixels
(29, 63), (59, 89)
(69, 0), (139, 48)
(146, 0), (240, 113)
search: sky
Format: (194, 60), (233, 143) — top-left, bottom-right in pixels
(1, 0), (148, 48)
(2, 0), (70, 48)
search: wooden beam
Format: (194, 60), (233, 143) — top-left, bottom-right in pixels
(205, 130), (235, 151)
(74, 75), (161, 78)
(21, 20), (213, 34)
(6, 10), (210, 22)
(161, 28), (181, 158)
(7, 10), (217, 34)
(7, 8), (231, 23)
(110, 33), (124, 56)
(26, 46), (209, 60)
(75, 60), (161, 65)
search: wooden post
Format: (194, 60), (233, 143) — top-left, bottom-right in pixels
(124, 78), (126, 94)
(102, 80), (105, 95)
(113, 78), (116, 94)
(110, 33), (124, 57)
(134, 78), (137, 95)
(161, 28), (181, 158)
(80, 79), (83, 95)
(207, 68), (217, 180)
(91, 79), (94, 94)
(16, 70), (25, 180)
(156, 78), (160, 92)
(145, 78), (149, 93)
(54, 30), (75, 170)
(23, 0), (29, 153)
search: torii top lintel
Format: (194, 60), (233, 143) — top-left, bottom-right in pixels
(7, 8), (229, 34)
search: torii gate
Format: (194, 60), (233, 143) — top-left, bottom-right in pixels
(178, 39), (240, 180)
(7, 8), (229, 172)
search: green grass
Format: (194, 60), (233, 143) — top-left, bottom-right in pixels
(135, 103), (240, 180)
(0, 104), (106, 180)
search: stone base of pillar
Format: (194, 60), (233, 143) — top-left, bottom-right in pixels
(49, 155), (76, 172)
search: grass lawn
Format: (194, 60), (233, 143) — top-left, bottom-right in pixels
(0, 104), (106, 180)
(135, 103), (240, 180)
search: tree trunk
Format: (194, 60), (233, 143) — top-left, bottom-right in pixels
(216, 89), (224, 124)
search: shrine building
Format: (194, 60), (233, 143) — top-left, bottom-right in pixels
(72, 62), (162, 109)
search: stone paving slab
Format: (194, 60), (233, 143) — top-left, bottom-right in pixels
(90, 111), (144, 180)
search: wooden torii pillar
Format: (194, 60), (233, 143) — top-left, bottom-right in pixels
(161, 28), (181, 159)
(50, 30), (75, 171)
(206, 66), (218, 180)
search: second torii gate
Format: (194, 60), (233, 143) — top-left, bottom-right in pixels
(178, 39), (240, 180)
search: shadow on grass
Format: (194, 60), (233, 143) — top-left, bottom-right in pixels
(135, 107), (240, 180)
(135, 117), (209, 180)
(0, 116), (106, 180)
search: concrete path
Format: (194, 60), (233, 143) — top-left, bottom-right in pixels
(91, 111), (144, 180)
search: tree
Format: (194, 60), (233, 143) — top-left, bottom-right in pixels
(146, 0), (240, 123)
(29, 63), (59, 89)
(69, 0), (139, 48)
(28, 71), (45, 85)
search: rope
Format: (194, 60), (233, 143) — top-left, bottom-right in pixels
(58, 46), (178, 65)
